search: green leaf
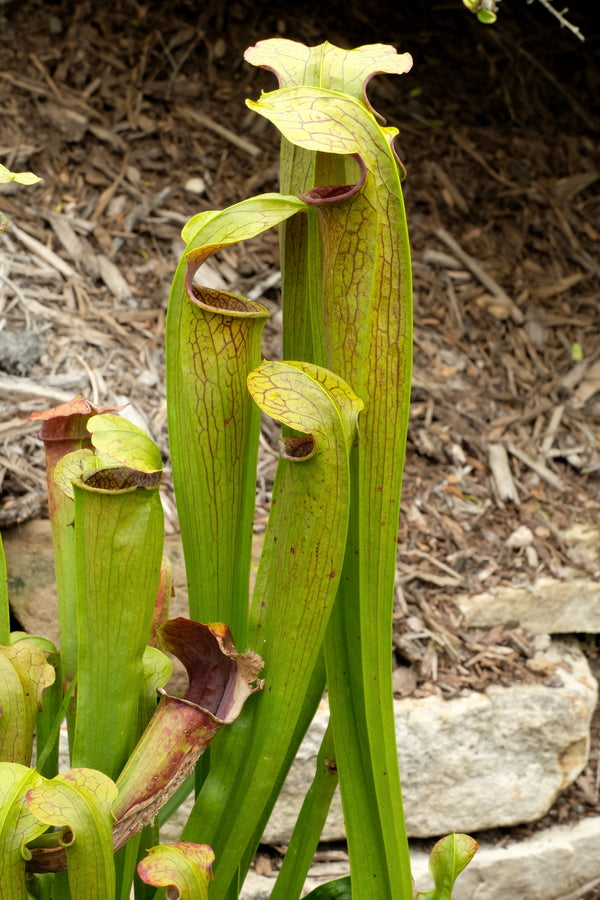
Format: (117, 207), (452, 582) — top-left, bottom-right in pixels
(26, 768), (118, 899)
(30, 396), (122, 701)
(6, 635), (62, 780)
(70, 475), (164, 780)
(303, 876), (352, 899)
(167, 193), (306, 643)
(270, 722), (339, 900)
(247, 42), (414, 899)
(181, 361), (359, 897)
(247, 85), (407, 179)
(0, 763), (47, 899)
(247, 86), (372, 156)
(245, 40), (411, 368)
(149, 556), (173, 647)
(477, 10), (497, 23)
(417, 833), (479, 900)
(53, 417), (162, 503)
(245, 39), (412, 106)
(0, 642), (55, 765)
(9, 634), (56, 654)
(137, 842), (214, 899)
(0, 163), (42, 185)
(138, 645), (173, 735)
(53, 448), (111, 500)
(35, 675), (77, 777)
(180, 192), (304, 246)
(247, 359), (363, 452)
(87, 414), (163, 474)
(142, 644), (173, 694)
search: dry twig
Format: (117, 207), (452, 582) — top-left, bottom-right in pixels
(435, 228), (524, 324)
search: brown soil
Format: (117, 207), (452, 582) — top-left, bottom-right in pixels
(1, 0), (599, 888)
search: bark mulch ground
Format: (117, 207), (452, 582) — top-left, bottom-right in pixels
(1, 0), (599, 887)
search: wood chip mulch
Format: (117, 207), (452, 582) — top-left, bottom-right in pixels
(1, 0), (599, 857)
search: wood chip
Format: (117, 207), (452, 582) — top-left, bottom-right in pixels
(0, 490), (46, 528)
(9, 223), (77, 279)
(435, 228), (525, 324)
(48, 215), (85, 262)
(96, 255), (132, 302)
(175, 106), (261, 157)
(0, 374), (74, 404)
(488, 443), (520, 507)
(506, 442), (566, 492)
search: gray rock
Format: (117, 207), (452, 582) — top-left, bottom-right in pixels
(241, 817), (600, 900)
(262, 639), (596, 842)
(456, 575), (600, 633)
(0, 329), (43, 375)
(417, 816), (600, 900)
(456, 525), (600, 634)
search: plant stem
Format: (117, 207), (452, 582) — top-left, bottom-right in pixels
(269, 721), (338, 900)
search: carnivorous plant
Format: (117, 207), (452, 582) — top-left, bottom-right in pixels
(0, 40), (477, 899)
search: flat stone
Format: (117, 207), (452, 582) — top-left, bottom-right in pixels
(456, 525), (600, 633)
(160, 640), (596, 846)
(4, 518), (59, 642)
(241, 817), (600, 899)
(262, 638), (596, 842)
(413, 816), (600, 900)
(456, 575), (600, 633)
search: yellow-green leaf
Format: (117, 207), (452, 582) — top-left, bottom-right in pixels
(167, 193), (306, 642)
(0, 163), (42, 185)
(245, 39), (412, 108)
(0, 536), (8, 646)
(87, 414), (163, 474)
(70, 478), (164, 780)
(0, 642), (55, 765)
(181, 192), (304, 247)
(183, 360), (357, 891)
(0, 763), (47, 898)
(137, 842), (214, 899)
(53, 449), (109, 500)
(246, 39), (414, 900)
(247, 360), (363, 452)
(417, 833), (479, 900)
(247, 87), (374, 157)
(26, 768), (117, 899)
